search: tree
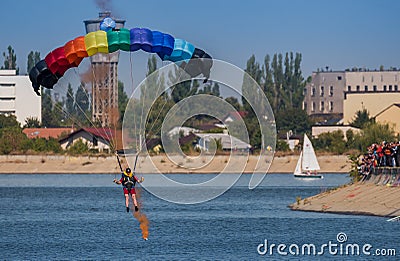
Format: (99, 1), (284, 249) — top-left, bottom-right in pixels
(27, 51), (40, 73)
(225, 97), (242, 111)
(2, 45), (19, 74)
(354, 122), (396, 151)
(0, 127), (27, 154)
(313, 130), (346, 154)
(66, 84), (75, 116)
(118, 80), (128, 124)
(0, 114), (20, 128)
(349, 109), (373, 129)
(41, 88), (55, 127)
(74, 84), (90, 125)
(24, 117), (41, 128)
(275, 108), (312, 134)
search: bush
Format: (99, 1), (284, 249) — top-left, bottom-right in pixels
(68, 139), (89, 155)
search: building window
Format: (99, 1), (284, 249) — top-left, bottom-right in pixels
(395, 85), (398, 91)
(371, 76), (374, 82)
(356, 85), (360, 92)
(364, 85), (368, 92)
(381, 75), (383, 82)
(347, 85), (351, 92)
(303, 102), (307, 111)
(93, 137), (98, 146)
(0, 83), (16, 87)
(384, 85), (387, 91)
(311, 87), (316, 97)
(320, 86), (324, 97)
(329, 86), (333, 96)
(362, 76), (365, 82)
(320, 101), (324, 112)
(337, 76), (342, 80)
(389, 85), (393, 91)
(311, 102), (315, 112)
(373, 85), (377, 91)
(329, 101), (333, 111)
(303, 88), (307, 95)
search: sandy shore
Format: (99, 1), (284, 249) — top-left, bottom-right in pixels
(290, 179), (400, 217)
(0, 154), (350, 174)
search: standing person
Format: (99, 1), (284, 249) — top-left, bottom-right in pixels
(113, 167), (143, 212)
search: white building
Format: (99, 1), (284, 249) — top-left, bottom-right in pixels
(195, 133), (251, 152)
(59, 128), (118, 153)
(0, 70), (41, 125)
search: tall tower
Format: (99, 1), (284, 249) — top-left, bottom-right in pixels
(84, 12), (125, 127)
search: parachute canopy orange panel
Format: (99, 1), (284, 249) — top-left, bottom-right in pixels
(29, 16), (213, 96)
(64, 36), (88, 65)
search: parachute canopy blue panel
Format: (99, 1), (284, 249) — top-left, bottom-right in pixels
(162, 39), (195, 62)
(130, 28), (153, 52)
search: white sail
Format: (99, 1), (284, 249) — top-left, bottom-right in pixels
(302, 134), (320, 171)
(294, 151), (303, 175)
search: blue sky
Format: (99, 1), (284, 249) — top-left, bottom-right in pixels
(2, 0), (400, 95)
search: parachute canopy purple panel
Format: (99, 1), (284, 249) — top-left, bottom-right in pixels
(29, 17), (212, 95)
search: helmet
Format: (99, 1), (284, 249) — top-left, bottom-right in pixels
(126, 168), (131, 173)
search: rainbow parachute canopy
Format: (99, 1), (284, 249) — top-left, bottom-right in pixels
(29, 20), (213, 96)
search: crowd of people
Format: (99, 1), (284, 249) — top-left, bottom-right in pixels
(359, 141), (400, 175)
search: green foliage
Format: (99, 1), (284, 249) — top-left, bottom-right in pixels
(347, 154), (362, 182)
(242, 52), (308, 141)
(313, 130), (346, 154)
(276, 139), (290, 151)
(74, 85), (90, 123)
(0, 114), (20, 128)
(41, 88), (56, 127)
(349, 109), (373, 128)
(66, 84), (75, 116)
(27, 51), (40, 73)
(24, 117), (41, 128)
(118, 80), (128, 124)
(312, 122), (396, 154)
(208, 138), (223, 152)
(197, 81), (220, 97)
(275, 108), (312, 134)
(225, 97), (241, 111)
(353, 122), (396, 151)
(1, 45), (19, 74)
(0, 127), (27, 154)
(67, 139), (89, 155)
(0, 114), (61, 154)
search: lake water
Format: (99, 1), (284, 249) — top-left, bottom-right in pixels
(0, 174), (399, 260)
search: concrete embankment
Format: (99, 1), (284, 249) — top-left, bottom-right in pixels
(0, 154), (350, 174)
(290, 172), (400, 217)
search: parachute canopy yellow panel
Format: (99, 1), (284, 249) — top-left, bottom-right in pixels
(85, 31), (109, 56)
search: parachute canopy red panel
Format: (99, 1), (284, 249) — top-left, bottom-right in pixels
(29, 17), (213, 96)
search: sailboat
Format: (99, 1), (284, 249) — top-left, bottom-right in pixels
(294, 134), (323, 179)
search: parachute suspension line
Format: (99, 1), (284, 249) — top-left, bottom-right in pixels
(141, 60), (191, 151)
(106, 53), (118, 152)
(129, 52), (138, 151)
(50, 98), (86, 129)
(48, 83), (96, 130)
(89, 62), (117, 149)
